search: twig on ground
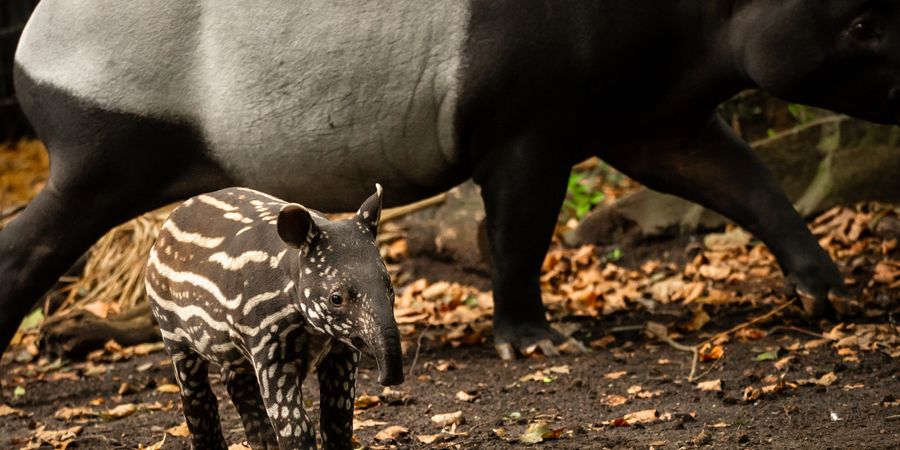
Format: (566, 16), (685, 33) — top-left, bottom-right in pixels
(608, 325), (645, 334)
(702, 299), (797, 347)
(642, 322), (700, 382)
(691, 352), (725, 383)
(769, 325), (826, 340)
(407, 323), (431, 379)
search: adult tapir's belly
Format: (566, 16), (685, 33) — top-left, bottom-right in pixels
(16, 0), (468, 208)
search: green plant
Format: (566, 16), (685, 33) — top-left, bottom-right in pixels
(788, 103), (814, 124)
(562, 171), (605, 222)
(606, 247), (623, 262)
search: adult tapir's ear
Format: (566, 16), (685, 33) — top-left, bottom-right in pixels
(355, 183), (383, 237)
(277, 204), (319, 251)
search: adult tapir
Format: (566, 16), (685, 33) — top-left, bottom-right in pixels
(4, 0), (898, 360)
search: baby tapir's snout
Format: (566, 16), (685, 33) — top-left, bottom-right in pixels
(360, 303), (404, 386)
(277, 183), (403, 386)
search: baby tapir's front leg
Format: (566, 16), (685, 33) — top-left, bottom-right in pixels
(317, 342), (360, 450)
(250, 333), (317, 449)
(221, 368), (279, 449)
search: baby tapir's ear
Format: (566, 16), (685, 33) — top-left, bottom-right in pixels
(277, 204), (319, 252)
(355, 183), (383, 237)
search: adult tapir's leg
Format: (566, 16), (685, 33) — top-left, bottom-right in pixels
(474, 135), (580, 360)
(0, 68), (232, 356)
(604, 116), (849, 317)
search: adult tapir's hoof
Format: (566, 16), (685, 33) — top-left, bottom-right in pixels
(492, 321), (587, 361)
(786, 273), (859, 320)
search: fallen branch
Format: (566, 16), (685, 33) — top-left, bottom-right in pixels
(407, 323), (432, 379)
(702, 299), (797, 348)
(769, 325), (826, 340)
(381, 193), (448, 223)
(691, 352), (725, 383)
(642, 322), (699, 382)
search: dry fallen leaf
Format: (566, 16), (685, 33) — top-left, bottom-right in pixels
(519, 421), (565, 444)
(429, 360), (458, 372)
(735, 328), (767, 341)
(54, 406), (96, 420)
(519, 366), (569, 383)
(374, 425), (409, 443)
(679, 307), (711, 333)
(704, 229), (752, 251)
(32, 425), (83, 449)
(0, 404), (25, 417)
(797, 372), (837, 387)
(742, 386), (760, 402)
(774, 356), (795, 370)
(699, 264), (732, 281)
(455, 391), (478, 402)
(431, 410), (465, 428)
(623, 409), (658, 424)
(697, 379), (723, 392)
(156, 384), (181, 394)
(699, 344), (725, 362)
(604, 371), (628, 380)
(636, 389), (663, 399)
(354, 394), (382, 410)
(416, 434), (445, 444)
(101, 403), (137, 420)
(590, 335), (616, 349)
(166, 422), (190, 437)
(602, 394), (629, 407)
(353, 419), (387, 431)
(380, 386), (412, 405)
(143, 435), (167, 450)
(804, 338), (831, 349)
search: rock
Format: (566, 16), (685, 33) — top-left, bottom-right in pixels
(404, 181), (490, 270)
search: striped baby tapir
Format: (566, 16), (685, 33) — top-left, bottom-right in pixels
(145, 185), (403, 450)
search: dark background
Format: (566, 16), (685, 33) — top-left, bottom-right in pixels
(1, 0), (39, 141)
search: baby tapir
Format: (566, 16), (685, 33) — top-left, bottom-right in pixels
(145, 185), (403, 450)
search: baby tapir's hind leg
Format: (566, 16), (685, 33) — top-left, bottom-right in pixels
(317, 342), (360, 450)
(221, 368), (278, 449)
(171, 353), (227, 450)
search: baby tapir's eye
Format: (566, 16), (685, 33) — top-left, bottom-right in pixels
(330, 293), (344, 306)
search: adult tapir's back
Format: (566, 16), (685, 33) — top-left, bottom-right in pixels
(15, 0), (468, 209)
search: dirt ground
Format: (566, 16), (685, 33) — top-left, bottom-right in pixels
(2, 228), (898, 450)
